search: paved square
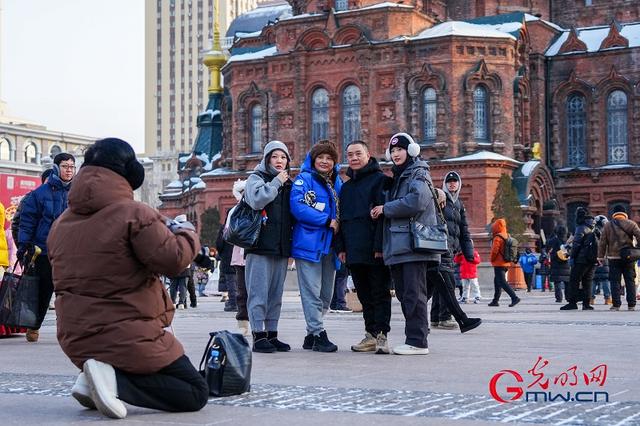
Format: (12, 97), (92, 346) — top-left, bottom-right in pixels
(0, 288), (638, 425)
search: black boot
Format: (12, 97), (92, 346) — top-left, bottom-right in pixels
(312, 330), (338, 352)
(560, 302), (578, 310)
(302, 333), (314, 350)
(459, 317), (482, 334)
(267, 331), (291, 352)
(252, 331), (276, 353)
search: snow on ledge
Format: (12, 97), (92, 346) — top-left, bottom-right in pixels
(441, 150), (521, 163)
(413, 21), (517, 41)
(228, 46), (278, 63)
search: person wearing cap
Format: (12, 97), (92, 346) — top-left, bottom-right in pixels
(370, 133), (436, 355)
(597, 204), (640, 311)
(17, 152), (76, 343)
(431, 171), (476, 329)
(561, 207), (597, 310)
(243, 140), (294, 353)
(336, 140), (392, 354)
(47, 138), (208, 419)
(291, 140), (343, 352)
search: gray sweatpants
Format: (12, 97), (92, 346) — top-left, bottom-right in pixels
(296, 253), (336, 336)
(245, 254), (289, 332)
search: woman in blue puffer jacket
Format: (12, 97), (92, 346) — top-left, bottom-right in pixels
(290, 140), (342, 353)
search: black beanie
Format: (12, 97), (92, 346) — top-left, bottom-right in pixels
(613, 204), (627, 214)
(389, 134), (412, 151)
(82, 138), (145, 190)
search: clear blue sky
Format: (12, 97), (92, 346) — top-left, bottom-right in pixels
(1, 0), (145, 153)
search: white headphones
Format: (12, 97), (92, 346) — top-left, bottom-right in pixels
(385, 132), (421, 161)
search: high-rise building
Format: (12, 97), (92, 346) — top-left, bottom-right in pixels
(143, 0), (257, 207)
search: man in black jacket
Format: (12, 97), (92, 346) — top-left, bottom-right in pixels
(431, 171), (475, 329)
(337, 141), (392, 354)
(561, 207), (597, 311)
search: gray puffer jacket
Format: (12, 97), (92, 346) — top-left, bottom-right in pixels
(382, 159), (441, 265)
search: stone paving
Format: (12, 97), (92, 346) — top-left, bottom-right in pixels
(0, 287), (639, 425)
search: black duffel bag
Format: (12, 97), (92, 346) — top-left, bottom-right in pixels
(223, 199), (262, 249)
(0, 261), (40, 329)
(199, 330), (252, 397)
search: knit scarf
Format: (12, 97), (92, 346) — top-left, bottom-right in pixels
(317, 170), (340, 221)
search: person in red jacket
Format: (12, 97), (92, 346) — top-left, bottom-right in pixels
(454, 247), (482, 303)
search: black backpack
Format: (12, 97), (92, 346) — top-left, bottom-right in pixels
(500, 235), (519, 263)
(581, 231), (599, 264)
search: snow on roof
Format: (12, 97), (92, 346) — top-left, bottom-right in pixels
(413, 21), (517, 41)
(200, 167), (239, 177)
(546, 22), (640, 56)
(228, 46), (278, 63)
(524, 13), (564, 32)
(520, 160), (540, 177)
(336, 1), (414, 13)
(236, 30), (263, 39)
(226, 3), (291, 37)
(166, 180), (183, 189)
(441, 150), (521, 163)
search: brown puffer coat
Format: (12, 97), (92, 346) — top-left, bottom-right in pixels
(48, 166), (200, 374)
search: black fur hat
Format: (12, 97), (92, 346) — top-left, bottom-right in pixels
(82, 138), (145, 190)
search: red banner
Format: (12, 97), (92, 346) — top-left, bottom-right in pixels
(1, 173), (42, 230)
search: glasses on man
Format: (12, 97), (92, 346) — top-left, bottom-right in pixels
(60, 164), (76, 170)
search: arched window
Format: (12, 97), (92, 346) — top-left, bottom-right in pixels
(249, 104), (262, 153)
(24, 142), (38, 164)
(422, 87), (437, 144)
(607, 90), (628, 164)
(341, 84), (361, 158)
(0, 138), (11, 161)
(335, 0), (348, 11)
(473, 85), (489, 141)
(50, 144), (62, 158)
(566, 93), (587, 167)
(311, 88), (329, 145)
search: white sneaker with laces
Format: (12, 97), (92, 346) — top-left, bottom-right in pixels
(83, 359), (127, 419)
(71, 372), (96, 409)
(393, 344), (429, 355)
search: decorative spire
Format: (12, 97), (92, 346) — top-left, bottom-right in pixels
(203, 0), (227, 94)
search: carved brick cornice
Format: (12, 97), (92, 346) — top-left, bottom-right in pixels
(558, 28), (587, 54)
(599, 20), (629, 50)
(595, 65), (632, 96)
(407, 63), (446, 94)
(295, 28), (331, 51)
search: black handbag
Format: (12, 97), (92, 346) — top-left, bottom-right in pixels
(410, 180), (449, 255)
(223, 199), (263, 249)
(0, 261), (40, 329)
(199, 330), (252, 397)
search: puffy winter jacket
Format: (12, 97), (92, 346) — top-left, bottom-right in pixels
(382, 158), (440, 265)
(442, 171), (474, 261)
(17, 171), (70, 255)
(290, 153), (342, 263)
(454, 251), (480, 279)
(597, 212), (640, 260)
(337, 158), (390, 265)
(571, 218), (596, 265)
(546, 233), (571, 283)
(490, 219), (510, 267)
(518, 253), (538, 274)
(0, 202), (8, 267)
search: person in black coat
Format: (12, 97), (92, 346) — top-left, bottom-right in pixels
(431, 171), (475, 329)
(216, 218), (237, 312)
(337, 141), (392, 354)
(545, 224), (571, 303)
(561, 207), (597, 310)
(591, 215), (611, 305)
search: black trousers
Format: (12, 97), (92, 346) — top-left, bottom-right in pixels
(524, 272), (533, 291)
(567, 263), (595, 305)
(115, 355), (209, 412)
(553, 280), (567, 302)
(34, 255), (54, 330)
(609, 259), (637, 308)
(492, 267), (517, 303)
(350, 262), (391, 336)
(390, 262), (429, 348)
(187, 275), (197, 306)
(427, 265), (468, 323)
(234, 266), (248, 321)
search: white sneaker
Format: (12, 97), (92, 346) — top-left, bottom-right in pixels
(393, 344), (429, 355)
(83, 359), (127, 419)
(237, 320), (250, 337)
(71, 372), (96, 409)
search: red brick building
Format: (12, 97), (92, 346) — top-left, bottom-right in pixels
(160, 0), (640, 256)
